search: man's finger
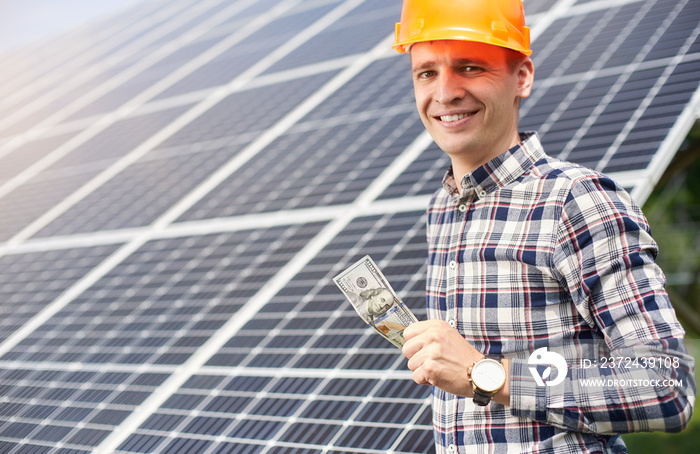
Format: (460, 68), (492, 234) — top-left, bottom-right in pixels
(403, 319), (443, 340)
(401, 332), (424, 359)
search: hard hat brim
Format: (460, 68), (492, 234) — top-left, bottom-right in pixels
(393, 23), (532, 56)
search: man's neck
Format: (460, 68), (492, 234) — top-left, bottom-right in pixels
(450, 132), (523, 193)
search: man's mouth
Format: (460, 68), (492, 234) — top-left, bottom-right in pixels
(437, 112), (475, 122)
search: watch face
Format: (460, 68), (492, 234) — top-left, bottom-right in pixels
(471, 359), (506, 393)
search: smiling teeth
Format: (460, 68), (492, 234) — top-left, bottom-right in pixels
(440, 113), (469, 122)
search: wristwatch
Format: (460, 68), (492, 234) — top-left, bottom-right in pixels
(468, 356), (506, 406)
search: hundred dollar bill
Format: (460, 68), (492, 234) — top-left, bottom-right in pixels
(333, 255), (418, 348)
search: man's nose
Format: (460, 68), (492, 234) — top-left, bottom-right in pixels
(436, 71), (465, 104)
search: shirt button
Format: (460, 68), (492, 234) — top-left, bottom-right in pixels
(448, 444), (457, 453)
(458, 204), (467, 212)
(478, 189), (487, 198)
(448, 318), (456, 328)
(449, 260), (457, 269)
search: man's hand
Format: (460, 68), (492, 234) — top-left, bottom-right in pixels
(401, 319), (482, 397)
(402, 319), (510, 405)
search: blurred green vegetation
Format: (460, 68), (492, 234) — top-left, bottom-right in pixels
(643, 123), (700, 338)
(622, 122), (700, 452)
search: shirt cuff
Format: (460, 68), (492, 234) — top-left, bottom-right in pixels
(508, 358), (549, 422)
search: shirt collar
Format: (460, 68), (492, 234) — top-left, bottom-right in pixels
(441, 132), (545, 200)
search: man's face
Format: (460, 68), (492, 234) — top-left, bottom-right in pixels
(410, 40), (533, 168)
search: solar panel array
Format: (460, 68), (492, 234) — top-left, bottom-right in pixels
(0, 0), (698, 452)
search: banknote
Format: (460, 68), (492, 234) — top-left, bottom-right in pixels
(333, 255), (418, 348)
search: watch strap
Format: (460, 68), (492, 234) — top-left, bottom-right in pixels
(472, 387), (493, 406)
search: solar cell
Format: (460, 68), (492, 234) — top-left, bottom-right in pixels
(152, 0), (344, 100)
(177, 112), (422, 221)
(0, 132), (78, 185)
(34, 144), (249, 237)
(3, 222), (326, 366)
(0, 0), (697, 452)
(0, 1), (200, 139)
(159, 71), (339, 149)
(0, 366), (169, 452)
(263, 1), (400, 74)
(0, 247), (120, 345)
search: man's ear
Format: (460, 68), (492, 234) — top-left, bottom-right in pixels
(516, 58), (535, 99)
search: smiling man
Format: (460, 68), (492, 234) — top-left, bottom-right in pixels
(393, 1), (695, 453)
(410, 39), (533, 184)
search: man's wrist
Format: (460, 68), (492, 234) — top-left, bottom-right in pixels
(468, 356), (510, 406)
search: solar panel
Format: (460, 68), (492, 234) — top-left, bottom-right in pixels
(0, 0), (698, 453)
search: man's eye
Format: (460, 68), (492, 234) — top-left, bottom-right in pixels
(462, 66), (482, 73)
(417, 70), (435, 79)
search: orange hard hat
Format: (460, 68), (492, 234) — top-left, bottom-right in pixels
(393, 0), (532, 56)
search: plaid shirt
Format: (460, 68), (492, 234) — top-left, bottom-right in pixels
(425, 132), (695, 453)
